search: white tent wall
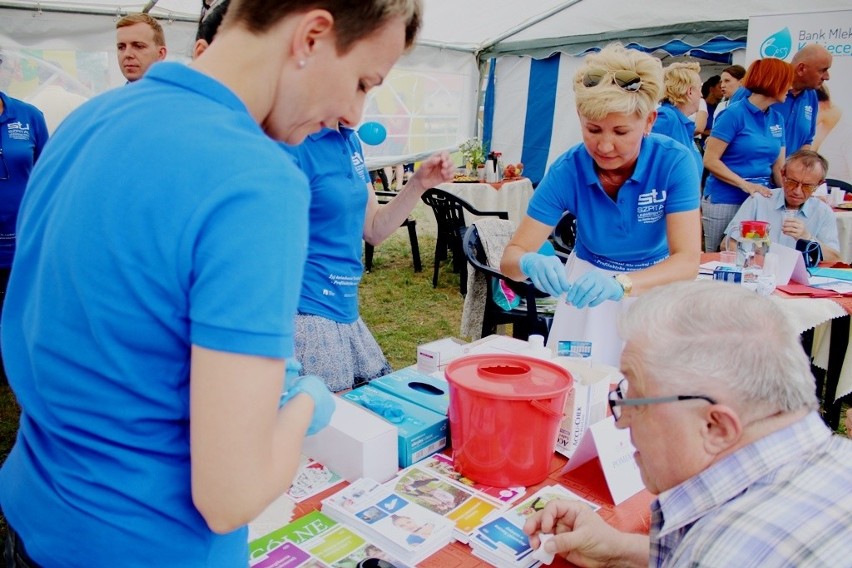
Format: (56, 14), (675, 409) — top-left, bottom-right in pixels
(2, 1), (850, 171)
(486, 51), (746, 185)
(0, 5), (479, 169)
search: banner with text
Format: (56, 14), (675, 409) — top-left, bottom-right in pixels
(747, 10), (852, 181)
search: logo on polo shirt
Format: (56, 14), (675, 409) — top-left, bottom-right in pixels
(351, 152), (368, 184)
(636, 189), (666, 224)
(6, 121), (31, 141)
(804, 105), (813, 121)
(770, 124), (783, 138)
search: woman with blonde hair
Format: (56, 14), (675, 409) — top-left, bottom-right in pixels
(501, 43), (701, 366)
(702, 57), (793, 252)
(652, 61), (704, 175)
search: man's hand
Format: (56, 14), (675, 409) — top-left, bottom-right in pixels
(524, 500), (645, 568)
(781, 217), (811, 241)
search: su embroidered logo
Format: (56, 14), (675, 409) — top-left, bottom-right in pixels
(6, 121), (32, 141)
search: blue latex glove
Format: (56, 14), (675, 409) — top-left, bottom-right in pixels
(279, 375), (336, 435)
(284, 359), (303, 392)
(565, 270), (624, 309)
(519, 252), (571, 297)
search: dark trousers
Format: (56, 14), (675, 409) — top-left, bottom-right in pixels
(4, 524), (41, 568)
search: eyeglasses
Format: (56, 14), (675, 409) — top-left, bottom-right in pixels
(782, 176), (820, 194)
(582, 68), (643, 92)
(0, 144), (9, 182)
(607, 378), (717, 421)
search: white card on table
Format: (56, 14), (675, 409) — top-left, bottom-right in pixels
(561, 416), (644, 505)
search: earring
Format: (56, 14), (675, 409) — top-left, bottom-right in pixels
(298, 59), (306, 69)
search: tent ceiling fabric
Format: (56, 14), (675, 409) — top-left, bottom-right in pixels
(2, 0), (850, 55)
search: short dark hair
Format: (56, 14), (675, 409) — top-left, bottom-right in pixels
(224, 0), (422, 53)
(701, 75), (720, 98)
(197, 0), (230, 42)
(721, 64), (746, 81)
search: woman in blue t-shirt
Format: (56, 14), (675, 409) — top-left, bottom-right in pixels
(702, 58), (793, 252)
(0, 77), (49, 384)
(501, 43), (701, 366)
(652, 61), (704, 177)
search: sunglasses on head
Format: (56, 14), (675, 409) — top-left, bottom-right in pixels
(582, 68), (643, 92)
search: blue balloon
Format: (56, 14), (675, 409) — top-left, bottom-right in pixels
(357, 121), (387, 146)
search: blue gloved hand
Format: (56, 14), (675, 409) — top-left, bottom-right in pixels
(565, 270), (624, 309)
(284, 359), (303, 392)
(279, 375), (336, 435)
(519, 252), (571, 297)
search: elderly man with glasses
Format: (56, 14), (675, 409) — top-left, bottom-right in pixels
(524, 280), (852, 567)
(721, 149), (841, 262)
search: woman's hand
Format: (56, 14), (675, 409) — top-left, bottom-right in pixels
(407, 151), (454, 191)
(565, 271), (624, 308)
(742, 181), (772, 198)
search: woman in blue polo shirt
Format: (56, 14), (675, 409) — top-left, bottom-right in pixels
(652, 61), (704, 177)
(0, 1), (424, 566)
(701, 57), (793, 252)
(285, 129), (451, 392)
(501, 44), (701, 366)
(0, 73), (49, 384)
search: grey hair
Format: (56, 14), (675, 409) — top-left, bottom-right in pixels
(619, 281), (817, 414)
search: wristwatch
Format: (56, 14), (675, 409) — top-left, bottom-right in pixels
(613, 273), (633, 297)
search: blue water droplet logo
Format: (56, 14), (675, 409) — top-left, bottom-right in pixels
(760, 27), (792, 60)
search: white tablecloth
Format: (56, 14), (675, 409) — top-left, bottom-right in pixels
(437, 178), (534, 224)
(771, 295), (851, 402)
(834, 209), (852, 263)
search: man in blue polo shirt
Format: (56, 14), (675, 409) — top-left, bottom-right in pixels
(731, 44), (831, 153)
(723, 149), (840, 262)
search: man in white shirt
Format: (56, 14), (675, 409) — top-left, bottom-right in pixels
(722, 149), (840, 262)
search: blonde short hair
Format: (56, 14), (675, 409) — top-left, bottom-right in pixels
(573, 43), (663, 120)
(662, 61), (701, 106)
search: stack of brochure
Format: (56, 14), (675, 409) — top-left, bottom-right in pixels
(388, 454), (525, 543)
(469, 485), (600, 568)
(248, 510), (403, 568)
(321, 478), (456, 566)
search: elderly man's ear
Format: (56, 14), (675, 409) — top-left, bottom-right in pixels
(701, 405), (743, 455)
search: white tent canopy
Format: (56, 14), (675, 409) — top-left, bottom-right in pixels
(2, 0), (848, 170)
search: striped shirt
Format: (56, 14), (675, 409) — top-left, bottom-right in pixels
(649, 411), (852, 567)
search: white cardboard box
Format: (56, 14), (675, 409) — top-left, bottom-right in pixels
(301, 396), (399, 483)
(553, 357), (617, 458)
(417, 337), (466, 372)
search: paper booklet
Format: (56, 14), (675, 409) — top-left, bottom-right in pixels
(249, 509), (403, 568)
(469, 484), (600, 568)
(389, 454), (524, 543)
(288, 456), (345, 502)
(321, 478), (456, 567)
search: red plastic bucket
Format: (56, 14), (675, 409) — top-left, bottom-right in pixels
(444, 354), (574, 487)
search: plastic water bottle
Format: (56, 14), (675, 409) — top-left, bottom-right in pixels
(525, 334), (553, 360)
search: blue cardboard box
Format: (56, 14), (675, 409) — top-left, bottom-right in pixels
(342, 385), (448, 467)
(369, 367), (450, 415)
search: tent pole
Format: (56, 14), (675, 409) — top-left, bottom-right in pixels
(477, 0), (585, 54)
(142, 0), (159, 13)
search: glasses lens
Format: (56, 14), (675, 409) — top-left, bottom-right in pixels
(582, 69), (607, 88)
(784, 177), (817, 193)
(613, 70), (642, 92)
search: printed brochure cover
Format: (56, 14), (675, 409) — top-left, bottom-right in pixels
(249, 510), (402, 568)
(321, 478), (455, 566)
